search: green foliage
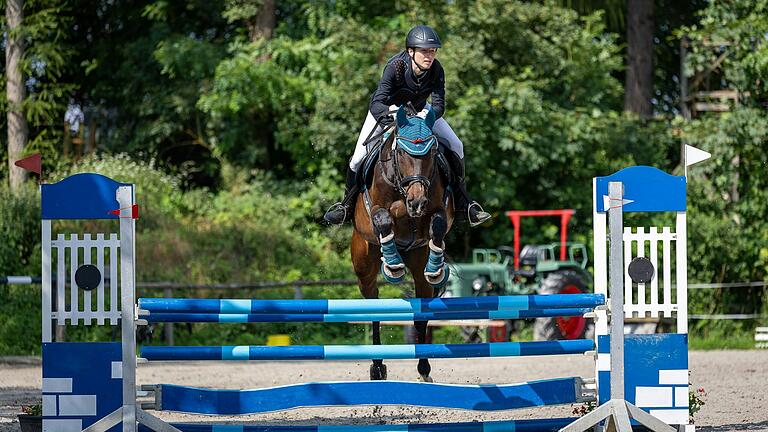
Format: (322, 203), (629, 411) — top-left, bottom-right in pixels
(21, 403), (44, 416)
(672, 0), (768, 334)
(61, 153), (184, 212)
(679, 0), (768, 104)
(0, 0), (76, 171)
(689, 329), (756, 350)
(48, 154), (350, 283)
(0, 185), (42, 355)
(0, 184), (40, 276)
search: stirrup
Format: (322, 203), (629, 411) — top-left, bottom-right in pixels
(323, 202), (349, 225)
(467, 201), (491, 227)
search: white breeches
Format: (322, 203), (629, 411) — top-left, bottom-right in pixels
(349, 103), (464, 172)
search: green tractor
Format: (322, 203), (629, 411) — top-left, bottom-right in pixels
(445, 209), (593, 342)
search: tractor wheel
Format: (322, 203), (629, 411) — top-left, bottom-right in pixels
(533, 270), (591, 341)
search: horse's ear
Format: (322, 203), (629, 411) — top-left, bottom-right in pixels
(396, 105), (408, 128)
(425, 108), (436, 129)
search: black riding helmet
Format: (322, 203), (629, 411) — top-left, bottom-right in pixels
(405, 25), (442, 49)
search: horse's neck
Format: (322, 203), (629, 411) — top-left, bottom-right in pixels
(377, 134), (397, 186)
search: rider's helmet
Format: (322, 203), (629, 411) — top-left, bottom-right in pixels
(405, 25), (442, 49)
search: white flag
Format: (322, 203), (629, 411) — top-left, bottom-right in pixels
(685, 145), (711, 167)
(603, 195), (635, 211)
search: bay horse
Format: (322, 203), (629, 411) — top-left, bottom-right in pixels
(351, 105), (453, 382)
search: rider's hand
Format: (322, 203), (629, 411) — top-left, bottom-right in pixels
(378, 114), (394, 126)
(416, 109), (429, 119)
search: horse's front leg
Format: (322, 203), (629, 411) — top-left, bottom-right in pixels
(351, 231), (388, 380)
(408, 247), (436, 383)
(370, 320), (387, 380)
(372, 207), (406, 283)
(424, 211), (450, 290)
(415, 320), (433, 382)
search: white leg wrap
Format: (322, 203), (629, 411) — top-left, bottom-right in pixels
(379, 232), (405, 271)
(424, 240), (446, 281)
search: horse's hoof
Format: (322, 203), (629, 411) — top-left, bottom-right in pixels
(419, 375), (433, 383)
(370, 363), (388, 380)
(425, 265), (450, 288)
(381, 263), (405, 283)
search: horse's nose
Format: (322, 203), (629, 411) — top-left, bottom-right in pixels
(407, 196), (428, 217)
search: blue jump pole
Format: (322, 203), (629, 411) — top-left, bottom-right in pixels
(141, 339), (595, 361)
(144, 307), (594, 323)
(139, 294), (605, 315)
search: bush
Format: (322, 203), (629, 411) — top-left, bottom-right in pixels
(0, 185), (42, 355)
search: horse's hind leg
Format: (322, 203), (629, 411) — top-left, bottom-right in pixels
(351, 230), (387, 380)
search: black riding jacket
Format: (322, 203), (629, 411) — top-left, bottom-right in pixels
(369, 51), (446, 124)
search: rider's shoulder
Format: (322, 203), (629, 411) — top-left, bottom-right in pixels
(391, 50), (410, 62)
(382, 51), (409, 84)
(431, 58), (445, 73)
(385, 51), (409, 68)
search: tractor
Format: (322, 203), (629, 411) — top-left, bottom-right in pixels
(444, 209), (593, 342)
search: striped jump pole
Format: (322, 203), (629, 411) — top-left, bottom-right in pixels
(141, 339), (595, 361)
(138, 294), (605, 315)
(144, 307), (594, 323)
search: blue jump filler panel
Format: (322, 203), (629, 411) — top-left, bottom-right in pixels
(594, 166), (686, 213)
(41, 173), (133, 220)
(42, 343), (123, 432)
(597, 334), (689, 425)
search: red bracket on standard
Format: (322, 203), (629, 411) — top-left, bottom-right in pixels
(109, 205), (140, 219)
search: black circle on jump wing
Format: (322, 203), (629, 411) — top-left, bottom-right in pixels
(75, 264), (101, 291)
(627, 257), (654, 284)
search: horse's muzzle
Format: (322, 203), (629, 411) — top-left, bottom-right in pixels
(406, 196), (428, 217)
(402, 176), (430, 217)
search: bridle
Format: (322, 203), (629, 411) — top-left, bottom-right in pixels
(381, 129), (438, 199)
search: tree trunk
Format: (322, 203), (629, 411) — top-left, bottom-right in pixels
(6, 0), (29, 191)
(248, 0), (275, 42)
(624, 0), (654, 118)
(249, 0), (277, 168)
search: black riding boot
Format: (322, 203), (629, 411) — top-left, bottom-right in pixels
(324, 167), (360, 225)
(447, 154), (491, 227)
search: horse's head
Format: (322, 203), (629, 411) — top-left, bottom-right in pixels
(391, 105), (438, 218)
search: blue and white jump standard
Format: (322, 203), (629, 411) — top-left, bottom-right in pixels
(39, 166), (696, 432)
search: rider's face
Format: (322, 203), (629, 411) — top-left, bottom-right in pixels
(410, 48), (437, 70)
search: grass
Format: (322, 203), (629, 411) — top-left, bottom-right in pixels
(689, 331), (757, 350)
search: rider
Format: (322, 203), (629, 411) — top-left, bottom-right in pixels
(323, 25), (491, 227)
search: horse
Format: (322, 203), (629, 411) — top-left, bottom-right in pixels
(351, 105), (453, 382)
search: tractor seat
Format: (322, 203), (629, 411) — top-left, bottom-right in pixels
(515, 245), (539, 278)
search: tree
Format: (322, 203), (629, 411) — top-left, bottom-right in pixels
(677, 0), (768, 321)
(5, 0), (28, 191)
(624, 0), (654, 117)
